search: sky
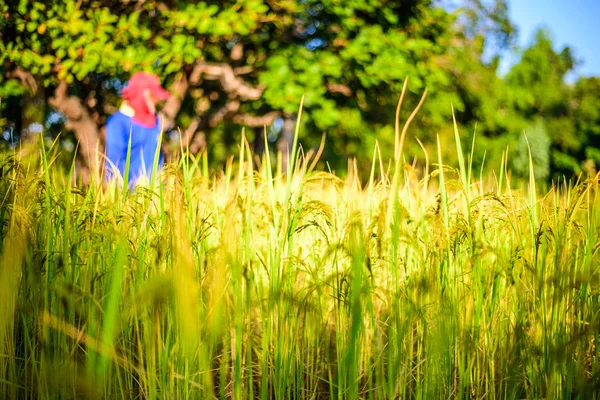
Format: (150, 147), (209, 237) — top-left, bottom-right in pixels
(502, 0), (600, 79)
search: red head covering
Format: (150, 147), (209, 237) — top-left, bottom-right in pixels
(122, 72), (170, 128)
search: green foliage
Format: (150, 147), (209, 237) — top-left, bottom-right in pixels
(448, 26), (599, 180)
(502, 29), (600, 178)
(256, 0), (455, 140)
(511, 119), (551, 180)
(0, 0), (461, 174)
(506, 29), (573, 116)
(260, 48), (342, 120)
(573, 77), (600, 170)
(574, 77), (600, 140)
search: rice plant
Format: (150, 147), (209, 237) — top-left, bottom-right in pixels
(1, 102), (600, 399)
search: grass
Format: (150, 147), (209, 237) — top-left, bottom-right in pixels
(1, 100), (600, 399)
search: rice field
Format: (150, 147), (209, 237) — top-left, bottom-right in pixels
(1, 105), (600, 399)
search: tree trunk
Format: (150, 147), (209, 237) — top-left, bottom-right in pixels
(160, 73), (189, 132)
(188, 130), (206, 154)
(277, 116), (295, 173)
(5, 67), (40, 143)
(20, 84), (45, 140)
(252, 126), (266, 169)
(48, 82), (101, 185)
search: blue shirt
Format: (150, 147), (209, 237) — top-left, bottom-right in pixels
(104, 111), (163, 186)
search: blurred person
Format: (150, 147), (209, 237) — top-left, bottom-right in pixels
(104, 72), (170, 187)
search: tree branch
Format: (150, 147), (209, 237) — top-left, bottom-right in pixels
(160, 73), (189, 130)
(7, 67), (38, 93)
(233, 66), (254, 75)
(232, 111), (280, 127)
(182, 117), (202, 148)
(179, 60), (269, 153)
(48, 81), (82, 121)
(326, 83), (352, 97)
(192, 61), (264, 100)
(208, 100), (240, 127)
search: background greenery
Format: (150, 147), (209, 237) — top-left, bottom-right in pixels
(1, 0), (599, 180)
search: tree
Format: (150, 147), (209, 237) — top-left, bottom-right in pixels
(0, 0), (463, 180)
(572, 77), (600, 172)
(10, 0), (591, 182)
(505, 28), (579, 177)
(418, 0), (517, 171)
